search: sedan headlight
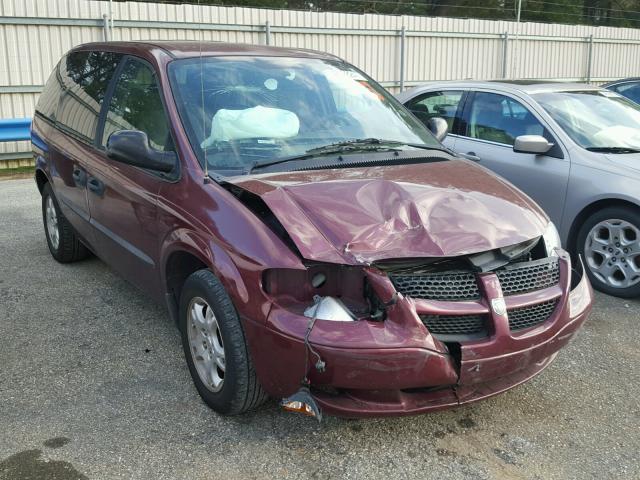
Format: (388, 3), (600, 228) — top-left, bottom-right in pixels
(542, 221), (561, 257)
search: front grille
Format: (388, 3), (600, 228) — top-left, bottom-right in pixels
(496, 259), (560, 295)
(391, 258), (560, 301)
(508, 299), (558, 331)
(420, 314), (487, 339)
(391, 271), (480, 301)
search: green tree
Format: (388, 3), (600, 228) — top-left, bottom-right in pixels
(118, 0), (640, 28)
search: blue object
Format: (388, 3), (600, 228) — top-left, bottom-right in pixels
(0, 117), (32, 142)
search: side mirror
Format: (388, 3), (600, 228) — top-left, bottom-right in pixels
(106, 130), (176, 173)
(513, 135), (553, 154)
(427, 117), (448, 142)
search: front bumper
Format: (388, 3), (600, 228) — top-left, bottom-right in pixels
(242, 251), (592, 417)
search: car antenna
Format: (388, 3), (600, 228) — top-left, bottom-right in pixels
(198, 0), (210, 184)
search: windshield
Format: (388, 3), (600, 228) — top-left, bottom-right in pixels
(168, 56), (439, 173)
(533, 90), (640, 151)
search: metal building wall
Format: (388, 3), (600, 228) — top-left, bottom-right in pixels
(1, 0), (640, 160)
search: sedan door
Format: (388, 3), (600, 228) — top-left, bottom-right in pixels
(86, 56), (177, 300)
(453, 91), (570, 225)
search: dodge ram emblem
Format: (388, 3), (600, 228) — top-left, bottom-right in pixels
(491, 297), (507, 316)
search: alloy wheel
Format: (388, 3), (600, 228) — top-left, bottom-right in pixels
(187, 297), (226, 393)
(584, 219), (640, 289)
(45, 196), (60, 251)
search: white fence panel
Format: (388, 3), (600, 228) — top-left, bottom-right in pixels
(1, 0), (640, 159)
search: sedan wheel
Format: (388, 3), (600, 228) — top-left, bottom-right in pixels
(584, 219), (640, 289)
(578, 207), (640, 298)
(187, 297), (226, 393)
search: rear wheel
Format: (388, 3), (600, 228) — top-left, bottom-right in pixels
(42, 183), (90, 263)
(179, 269), (268, 414)
(577, 206), (640, 298)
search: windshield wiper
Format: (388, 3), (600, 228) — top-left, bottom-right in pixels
(586, 146), (640, 154)
(247, 138), (450, 174)
(306, 138), (426, 153)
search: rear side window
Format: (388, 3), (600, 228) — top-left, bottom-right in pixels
(56, 51), (121, 143)
(101, 58), (172, 152)
(36, 59), (66, 122)
(405, 90), (463, 131)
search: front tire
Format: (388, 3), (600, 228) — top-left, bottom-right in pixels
(179, 269), (267, 415)
(577, 206), (640, 298)
(42, 183), (89, 263)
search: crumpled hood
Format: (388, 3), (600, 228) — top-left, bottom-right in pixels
(225, 160), (549, 264)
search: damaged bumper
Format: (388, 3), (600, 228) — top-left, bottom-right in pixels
(243, 250), (592, 417)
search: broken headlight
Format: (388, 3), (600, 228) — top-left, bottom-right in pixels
(542, 221), (561, 257)
(262, 265), (372, 320)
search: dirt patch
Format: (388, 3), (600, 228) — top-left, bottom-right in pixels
(0, 449), (87, 480)
(43, 437), (71, 449)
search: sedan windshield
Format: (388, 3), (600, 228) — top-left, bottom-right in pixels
(533, 90), (640, 151)
(168, 56), (439, 173)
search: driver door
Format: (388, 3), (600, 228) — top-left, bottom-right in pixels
(86, 56), (175, 300)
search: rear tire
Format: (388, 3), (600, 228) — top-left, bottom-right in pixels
(179, 269), (268, 415)
(576, 206), (640, 298)
(42, 183), (90, 263)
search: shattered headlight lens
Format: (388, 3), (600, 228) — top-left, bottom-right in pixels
(542, 221), (561, 257)
(263, 265), (371, 320)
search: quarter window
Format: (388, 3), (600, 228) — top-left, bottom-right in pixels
(466, 92), (545, 146)
(36, 59), (66, 122)
(56, 51), (121, 143)
(406, 90), (463, 131)
(101, 58), (172, 152)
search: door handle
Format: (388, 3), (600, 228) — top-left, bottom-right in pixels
(460, 152), (481, 162)
(87, 176), (105, 197)
(72, 167), (86, 187)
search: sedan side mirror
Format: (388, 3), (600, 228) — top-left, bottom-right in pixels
(427, 117), (449, 142)
(107, 130), (176, 173)
(513, 135), (553, 155)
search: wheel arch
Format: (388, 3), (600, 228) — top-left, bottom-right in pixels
(567, 197), (640, 252)
(35, 168), (49, 194)
(160, 230), (251, 325)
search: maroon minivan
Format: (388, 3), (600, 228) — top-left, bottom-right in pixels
(32, 41), (592, 419)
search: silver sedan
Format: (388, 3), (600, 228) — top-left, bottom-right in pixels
(397, 81), (640, 298)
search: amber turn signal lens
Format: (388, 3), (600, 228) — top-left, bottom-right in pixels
(282, 400), (317, 417)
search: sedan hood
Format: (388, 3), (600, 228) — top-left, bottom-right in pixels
(604, 153), (640, 175)
(225, 160), (549, 264)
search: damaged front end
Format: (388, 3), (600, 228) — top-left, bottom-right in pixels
(223, 164), (592, 418)
(245, 235), (592, 419)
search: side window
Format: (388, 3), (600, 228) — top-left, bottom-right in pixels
(36, 59), (66, 122)
(466, 92), (545, 146)
(56, 51), (121, 143)
(101, 58), (172, 152)
(405, 91), (463, 131)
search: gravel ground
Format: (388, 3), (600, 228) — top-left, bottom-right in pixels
(1, 177), (639, 480)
